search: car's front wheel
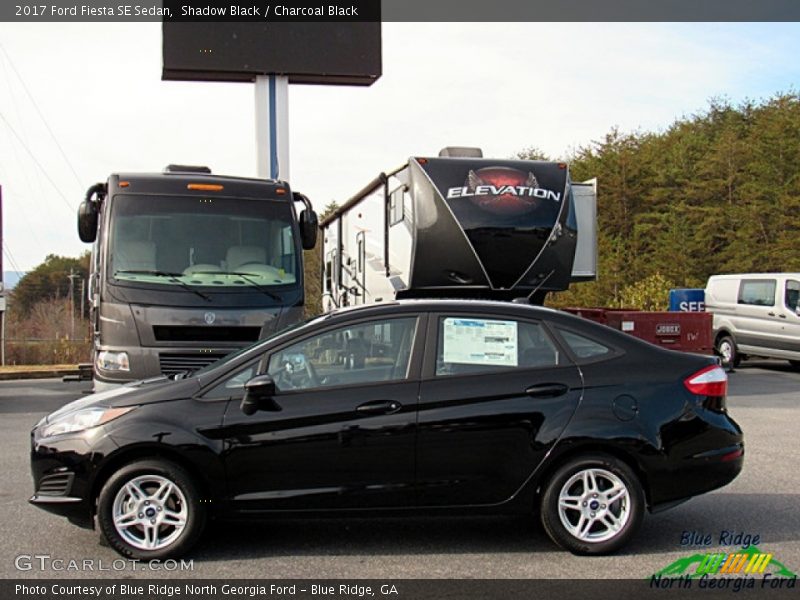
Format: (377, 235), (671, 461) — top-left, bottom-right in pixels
(540, 454), (644, 555)
(97, 459), (205, 559)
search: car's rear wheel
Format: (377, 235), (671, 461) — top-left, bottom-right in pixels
(540, 454), (644, 555)
(716, 335), (740, 369)
(97, 459), (205, 559)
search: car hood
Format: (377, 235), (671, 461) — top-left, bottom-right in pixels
(40, 376), (199, 425)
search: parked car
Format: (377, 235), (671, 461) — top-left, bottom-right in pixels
(705, 273), (800, 368)
(30, 300), (743, 558)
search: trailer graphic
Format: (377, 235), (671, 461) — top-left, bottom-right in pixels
(320, 149), (597, 311)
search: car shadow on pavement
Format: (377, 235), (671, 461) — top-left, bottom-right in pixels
(627, 492), (800, 555)
(189, 492), (799, 561)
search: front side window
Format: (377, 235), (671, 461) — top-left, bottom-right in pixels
(786, 280), (800, 313)
(738, 279), (776, 307)
(436, 317), (559, 376)
(267, 317), (418, 392)
(202, 360), (259, 400)
(109, 194), (298, 288)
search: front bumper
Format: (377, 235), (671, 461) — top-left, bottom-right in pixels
(29, 427), (118, 529)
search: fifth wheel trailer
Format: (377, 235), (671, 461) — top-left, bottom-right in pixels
(320, 148), (597, 311)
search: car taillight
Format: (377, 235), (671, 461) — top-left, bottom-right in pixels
(684, 365), (728, 398)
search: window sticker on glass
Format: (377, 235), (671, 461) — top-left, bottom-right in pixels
(442, 318), (518, 367)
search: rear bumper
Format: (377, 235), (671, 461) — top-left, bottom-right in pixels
(650, 442), (744, 512)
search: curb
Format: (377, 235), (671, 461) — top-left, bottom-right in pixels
(0, 369), (80, 381)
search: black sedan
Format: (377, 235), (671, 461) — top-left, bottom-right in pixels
(30, 300), (743, 558)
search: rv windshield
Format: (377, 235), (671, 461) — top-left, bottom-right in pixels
(109, 194), (298, 288)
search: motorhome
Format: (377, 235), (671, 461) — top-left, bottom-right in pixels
(320, 148), (596, 311)
(78, 165), (318, 389)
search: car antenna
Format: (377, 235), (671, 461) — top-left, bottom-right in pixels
(512, 269), (555, 304)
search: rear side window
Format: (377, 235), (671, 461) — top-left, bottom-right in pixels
(558, 329), (612, 361)
(436, 317), (559, 376)
(738, 279), (776, 306)
(786, 280), (800, 312)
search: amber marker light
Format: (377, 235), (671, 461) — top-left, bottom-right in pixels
(119, 181), (130, 188)
(187, 183), (224, 191)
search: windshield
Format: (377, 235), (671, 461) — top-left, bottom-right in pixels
(109, 194), (298, 288)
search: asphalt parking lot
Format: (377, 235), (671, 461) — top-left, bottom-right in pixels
(0, 362), (798, 580)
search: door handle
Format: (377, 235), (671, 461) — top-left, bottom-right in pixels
(768, 312), (776, 317)
(525, 383), (569, 398)
(779, 314), (787, 319)
(356, 400), (403, 415)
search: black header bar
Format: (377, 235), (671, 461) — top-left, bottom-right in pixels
(3, 0), (800, 22)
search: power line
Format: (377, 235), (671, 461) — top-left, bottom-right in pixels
(0, 110), (75, 212)
(0, 44), (84, 189)
(3, 242), (22, 273)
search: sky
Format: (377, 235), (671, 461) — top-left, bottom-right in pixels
(1, 22), (800, 272)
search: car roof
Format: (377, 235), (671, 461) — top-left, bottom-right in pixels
(324, 298), (563, 318)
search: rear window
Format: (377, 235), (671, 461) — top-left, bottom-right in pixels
(738, 279), (776, 307)
(557, 329), (612, 361)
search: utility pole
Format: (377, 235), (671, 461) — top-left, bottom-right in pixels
(80, 278), (85, 323)
(67, 268), (77, 341)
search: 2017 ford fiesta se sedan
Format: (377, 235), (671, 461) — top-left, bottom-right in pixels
(30, 300), (743, 558)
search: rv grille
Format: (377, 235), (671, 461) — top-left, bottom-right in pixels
(153, 326), (261, 343)
(159, 352), (227, 377)
(37, 472), (74, 497)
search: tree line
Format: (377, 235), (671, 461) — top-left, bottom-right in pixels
(536, 92), (800, 309)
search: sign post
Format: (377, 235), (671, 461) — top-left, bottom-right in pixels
(254, 74), (290, 180)
(162, 22), (382, 180)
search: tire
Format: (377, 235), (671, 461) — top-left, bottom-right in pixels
(540, 454), (644, 555)
(97, 459), (206, 559)
(716, 335), (740, 369)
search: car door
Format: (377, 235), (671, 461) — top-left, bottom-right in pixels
(734, 278), (782, 354)
(219, 313), (425, 511)
(779, 278), (800, 356)
(416, 312), (583, 507)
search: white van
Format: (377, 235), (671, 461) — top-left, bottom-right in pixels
(705, 273), (800, 368)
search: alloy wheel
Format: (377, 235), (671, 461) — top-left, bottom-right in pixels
(557, 468), (631, 543)
(111, 474), (188, 551)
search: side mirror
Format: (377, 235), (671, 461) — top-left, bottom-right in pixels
(77, 200), (99, 243)
(299, 209), (319, 250)
(293, 191), (318, 250)
(240, 374), (280, 415)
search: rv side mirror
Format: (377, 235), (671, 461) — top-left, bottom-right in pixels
(299, 209), (319, 250)
(77, 200), (99, 243)
(240, 374), (280, 415)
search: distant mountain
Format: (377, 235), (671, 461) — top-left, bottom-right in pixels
(2, 271), (24, 291)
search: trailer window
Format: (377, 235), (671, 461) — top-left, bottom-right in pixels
(389, 186), (405, 225)
(738, 279), (776, 307)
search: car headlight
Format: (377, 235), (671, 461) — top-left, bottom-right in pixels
(40, 406), (135, 438)
(96, 350), (130, 372)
